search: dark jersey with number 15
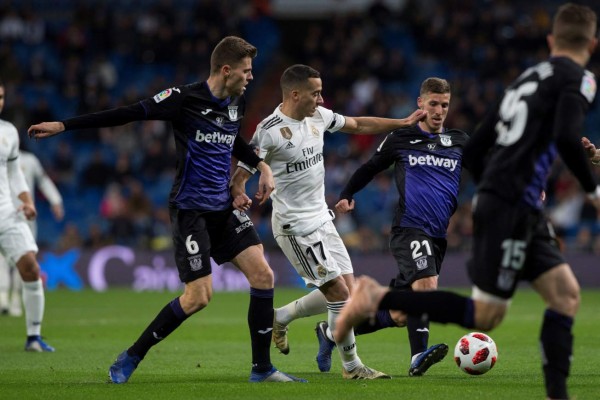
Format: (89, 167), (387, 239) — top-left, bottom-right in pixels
(464, 56), (597, 209)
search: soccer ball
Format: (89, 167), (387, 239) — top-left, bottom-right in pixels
(454, 332), (498, 375)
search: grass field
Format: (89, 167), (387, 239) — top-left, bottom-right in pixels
(1, 288), (599, 400)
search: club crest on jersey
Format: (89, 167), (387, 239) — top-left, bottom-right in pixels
(280, 127), (293, 139)
(188, 255), (203, 271)
(311, 126), (320, 137)
(439, 134), (452, 147)
(153, 89), (173, 103)
(216, 116), (224, 126)
(228, 106), (238, 121)
(415, 257), (428, 271)
(317, 265), (327, 278)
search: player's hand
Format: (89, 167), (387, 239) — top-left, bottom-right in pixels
(232, 193), (253, 212)
(18, 203), (37, 220)
(403, 109), (427, 126)
(582, 136), (600, 164)
(335, 199), (355, 213)
(27, 122), (65, 139)
(256, 161), (275, 205)
(51, 204), (65, 221)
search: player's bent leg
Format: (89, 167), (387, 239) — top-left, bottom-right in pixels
(233, 245), (307, 382)
(273, 289), (327, 355)
(532, 263), (579, 400)
(471, 287), (509, 332)
(334, 276), (389, 343)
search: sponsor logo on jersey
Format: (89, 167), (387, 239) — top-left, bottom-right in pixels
(408, 154), (458, 171)
(201, 108), (212, 115)
(153, 88), (173, 103)
(280, 127), (292, 139)
(286, 152), (323, 173)
(285, 141), (295, 149)
(188, 255), (203, 271)
(195, 130), (235, 146)
(410, 139), (422, 144)
(439, 134), (452, 146)
(581, 73), (596, 103)
(228, 106), (238, 121)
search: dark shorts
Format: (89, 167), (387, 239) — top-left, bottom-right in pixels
(467, 193), (565, 299)
(389, 227), (447, 290)
(169, 207), (261, 283)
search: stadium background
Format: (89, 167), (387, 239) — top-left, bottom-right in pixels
(0, 0), (599, 290)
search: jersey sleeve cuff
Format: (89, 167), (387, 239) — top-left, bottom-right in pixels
(237, 161), (256, 175)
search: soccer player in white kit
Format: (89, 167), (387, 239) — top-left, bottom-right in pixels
(0, 82), (55, 351)
(231, 64), (425, 379)
(0, 149), (64, 317)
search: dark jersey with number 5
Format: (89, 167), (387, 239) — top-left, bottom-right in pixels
(464, 56), (597, 209)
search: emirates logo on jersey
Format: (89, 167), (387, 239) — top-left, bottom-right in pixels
(280, 127), (292, 139)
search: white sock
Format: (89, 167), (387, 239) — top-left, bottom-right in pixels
(10, 267), (22, 310)
(328, 301), (361, 372)
(0, 257), (9, 309)
(22, 279), (44, 336)
(275, 289), (327, 325)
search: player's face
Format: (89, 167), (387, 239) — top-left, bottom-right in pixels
(0, 86), (4, 114)
(417, 92), (450, 133)
(225, 57), (253, 97)
(296, 77), (323, 118)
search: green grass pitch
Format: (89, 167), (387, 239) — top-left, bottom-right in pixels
(1, 288), (599, 399)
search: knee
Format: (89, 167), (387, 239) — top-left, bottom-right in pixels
(550, 288), (580, 317)
(248, 266), (274, 289)
(16, 254), (40, 282)
(389, 310), (407, 327)
(180, 290), (212, 314)
(473, 302), (506, 332)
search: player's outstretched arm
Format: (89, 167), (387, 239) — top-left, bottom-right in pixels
(28, 122), (65, 139)
(342, 109), (426, 135)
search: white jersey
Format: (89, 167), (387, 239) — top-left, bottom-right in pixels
(14, 151), (62, 208)
(0, 119), (24, 218)
(241, 105), (345, 236)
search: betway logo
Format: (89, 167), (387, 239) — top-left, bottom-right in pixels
(195, 131), (235, 146)
(408, 154), (458, 171)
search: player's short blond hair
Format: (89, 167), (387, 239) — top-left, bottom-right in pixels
(552, 3), (597, 50)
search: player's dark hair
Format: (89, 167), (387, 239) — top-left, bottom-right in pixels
(552, 3), (597, 50)
(280, 64), (320, 91)
(210, 36), (257, 75)
(420, 77), (450, 96)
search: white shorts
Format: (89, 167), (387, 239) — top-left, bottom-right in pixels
(275, 220), (353, 288)
(0, 214), (38, 265)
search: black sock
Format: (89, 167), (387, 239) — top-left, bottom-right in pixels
(249, 287), (274, 373)
(128, 297), (189, 359)
(354, 310), (396, 335)
(541, 309), (573, 400)
(379, 290), (474, 328)
(407, 315), (429, 357)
